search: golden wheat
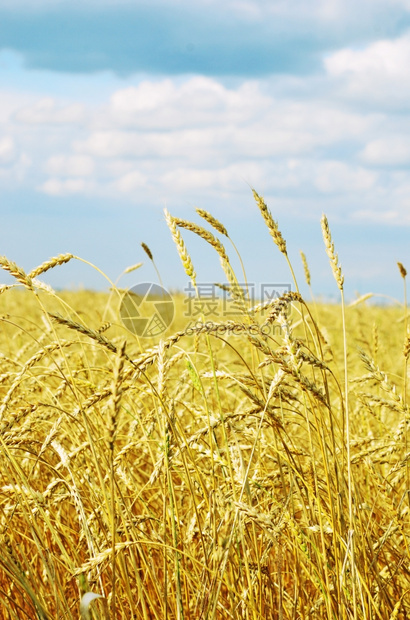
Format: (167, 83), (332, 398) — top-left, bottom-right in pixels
(141, 242), (153, 261)
(0, 255), (33, 289)
(195, 207), (229, 237)
(321, 214), (344, 290)
(300, 250), (311, 287)
(28, 253), (74, 279)
(164, 209), (197, 287)
(0, 193), (408, 619)
(252, 189), (287, 255)
(398, 261), (407, 279)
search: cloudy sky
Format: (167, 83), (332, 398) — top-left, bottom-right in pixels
(1, 0), (410, 303)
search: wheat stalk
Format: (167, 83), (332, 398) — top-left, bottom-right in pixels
(321, 215), (344, 290)
(195, 208), (228, 237)
(252, 189), (287, 255)
(28, 253), (74, 279)
(172, 216), (247, 312)
(300, 251), (311, 287)
(172, 217), (230, 263)
(1, 200), (409, 619)
(141, 242), (153, 261)
(398, 262), (407, 279)
(0, 256), (33, 289)
(164, 209), (197, 287)
(123, 262), (142, 274)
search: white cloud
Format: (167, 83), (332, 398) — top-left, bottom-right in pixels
(360, 138), (410, 165)
(45, 155), (95, 177)
(0, 135), (30, 181)
(313, 161), (376, 194)
(324, 32), (410, 107)
(326, 35), (410, 78)
(0, 136), (16, 165)
(0, 88), (35, 123)
(158, 160), (302, 194)
(115, 170), (146, 193)
(0, 0), (359, 15)
(352, 209), (405, 223)
(39, 178), (89, 196)
(178, 0), (374, 20)
(107, 77), (271, 129)
(159, 167), (229, 193)
(15, 97), (86, 124)
(76, 79), (375, 168)
(75, 129), (217, 161)
(110, 81), (176, 116)
(0, 67), (404, 223)
(387, 0), (410, 9)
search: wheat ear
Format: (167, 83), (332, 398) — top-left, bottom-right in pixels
(321, 215), (344, 290)
(398, 262), (407, 279)
(252, 189), (287, 255)
(28, 253), (74, 279)
(0, 256), (33, 289)
(300, 251), (311, 287)
(174, 217), (247, 313)
(164, 209), (197, 288)
(172, 218), (230, 263)
(141, 243), (153, 261)
(195, 208), (228, 237)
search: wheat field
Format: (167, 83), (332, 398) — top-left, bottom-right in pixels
(0, 192), (409, 619)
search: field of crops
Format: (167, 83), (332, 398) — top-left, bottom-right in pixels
(0, 194), (409, 619)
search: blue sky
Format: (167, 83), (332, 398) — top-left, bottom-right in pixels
(1, 0), (410, 304)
